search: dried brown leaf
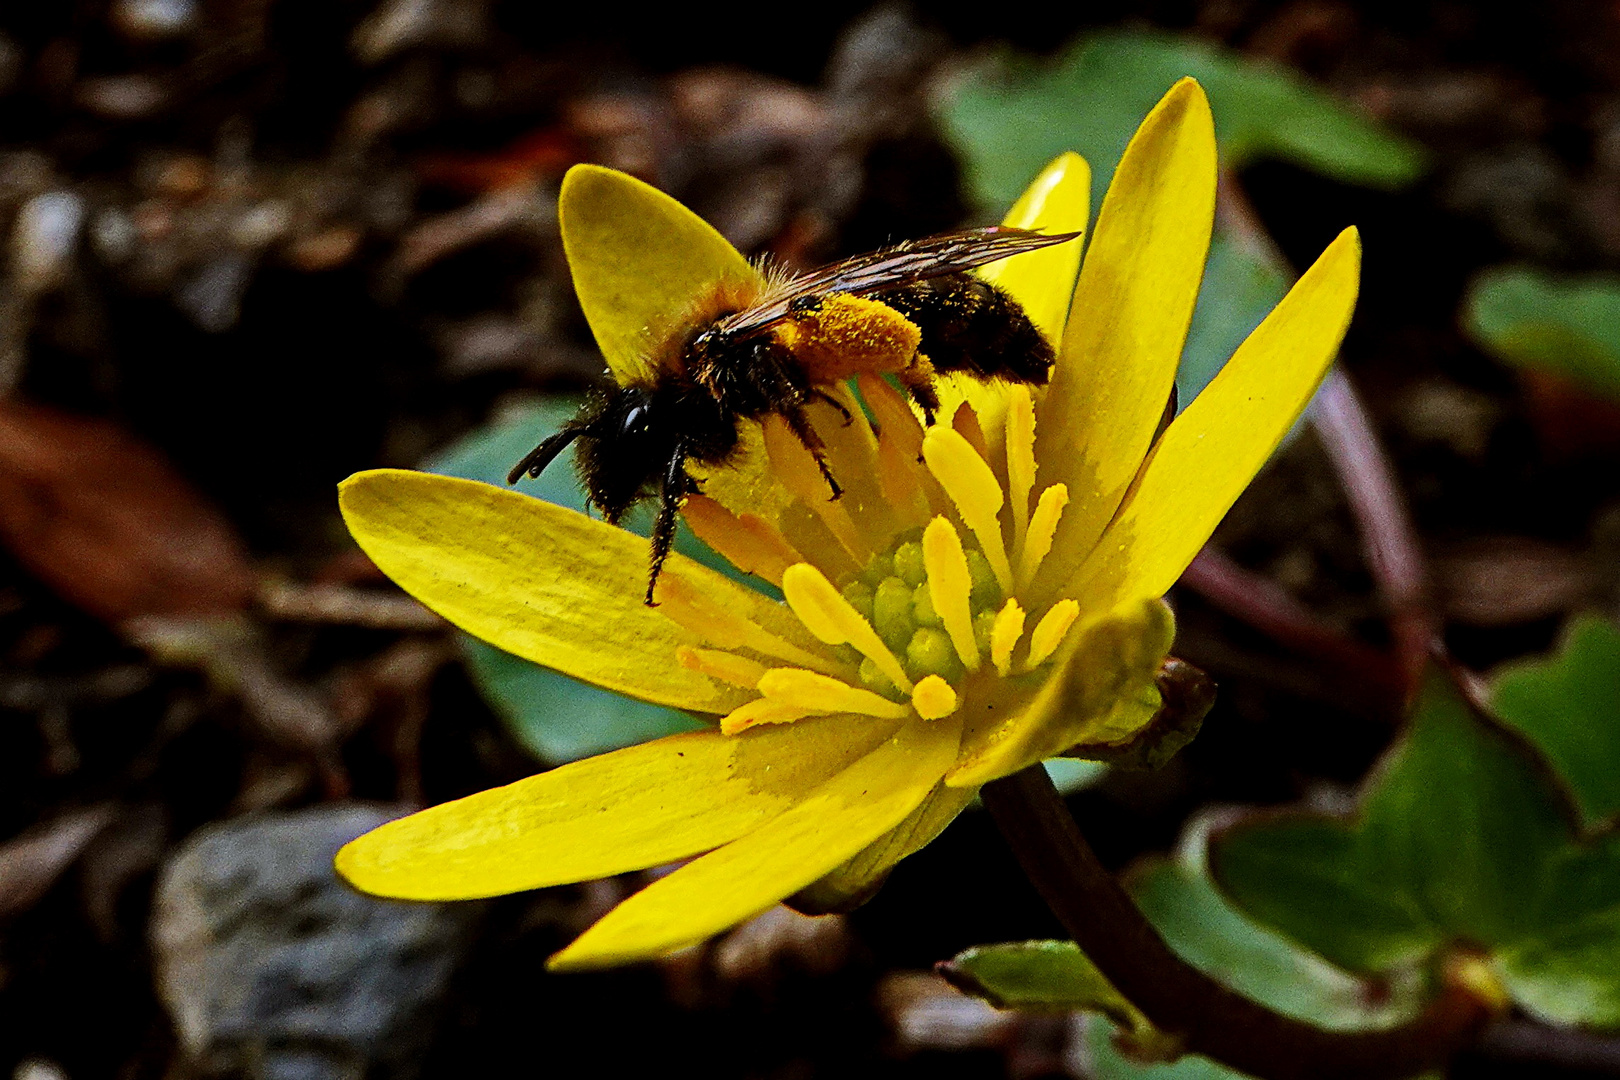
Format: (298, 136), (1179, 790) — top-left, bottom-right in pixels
(0, 402), (254, 624)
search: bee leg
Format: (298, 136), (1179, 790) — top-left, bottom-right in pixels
(645, 443), (692, 606)
(810, 388), (854, 426)
(781, 406), (843, 501)
(507, 427), (582, 485)
(899, 357), (941, 427)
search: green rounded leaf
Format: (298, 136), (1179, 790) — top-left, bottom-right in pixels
(1491, 614), (1620, 826)
(1212, 673), (1575, 971)
(1207, 818), (1438, 973)
(940, 28), (1427, 216)
(1464, 267), (1620, 400)
(425, 398), (706, 763)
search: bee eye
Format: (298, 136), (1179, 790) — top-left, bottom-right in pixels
(620, 404), (650, 435)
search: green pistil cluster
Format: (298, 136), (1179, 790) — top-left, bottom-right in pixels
(839, 529), (1002, 699)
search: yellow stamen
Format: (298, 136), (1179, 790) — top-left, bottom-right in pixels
(857, 373), (923, 459)
(990, 599), (1025, 677)
(1005, 385), (1036, 558)
(757, 668), (909, 719)
(921, 517), (981, 673)
(910, 675), (959, 720)
(951, 401), (990, 462)
(921, 426), (1014, 595)
(781, 563), (913, 693)
(1017, 483), (1069, 591)
(1024, 599), (1080, 671)
(681, 495), (805, 588)
(655, 574), (845, 676)
(874, 433), (932, 523)
(720, 698), (815, 735)
(762, 415), (868, 565)
(675, 646), (769, 688)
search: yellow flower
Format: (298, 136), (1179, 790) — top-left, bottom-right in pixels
(333, 78), (1360, 971)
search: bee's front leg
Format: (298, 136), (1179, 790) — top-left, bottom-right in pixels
(899, 353), (941, 426)
(645, 442), (692, 606)
(780, 405), (843, 501)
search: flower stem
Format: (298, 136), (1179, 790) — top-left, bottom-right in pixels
(980, 766), (1490, 1080)
(1307, 368), (1437, 697)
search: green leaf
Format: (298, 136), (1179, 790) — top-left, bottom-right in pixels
(1080, 1027), (1242, 1080)
(1213, 674), (1572, 967)
(426, 398), (704, 763)
(1131, 857), (1425, 1029)
(1497, 834), (1620, 1026)
(943, 33), (1323, 419)
(1359, 675), (1572, 943)
(1491, 615), (1620, 826)
(459, 635), (701, 763)
(1043, 756), (1109, 793)
(1078, 851), (1426, 1080)
(939, 28), (1427, 217)
(1497, 872), (1620, 1026)
(1199, 818), (1438, 973)
(940, 940), (1147, 1032)
(1463, 267), (1620, 401)
(1180, 228), (1292, 412)
(1208, 670), (1620, 1028)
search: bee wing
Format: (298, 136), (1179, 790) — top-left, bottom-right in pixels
(718, 226), (1081, 339)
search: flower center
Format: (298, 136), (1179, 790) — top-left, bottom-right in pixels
(838, 528), (1003, 695)
(660, 377), (1083, 736)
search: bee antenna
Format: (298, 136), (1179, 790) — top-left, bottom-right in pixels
(507, 427), (582, 486)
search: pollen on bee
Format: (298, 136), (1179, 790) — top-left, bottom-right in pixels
(776, 294), (922, 383)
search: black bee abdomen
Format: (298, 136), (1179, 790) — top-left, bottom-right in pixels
(880, 272), (1054, 385)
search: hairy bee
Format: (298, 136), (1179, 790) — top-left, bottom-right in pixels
(509, 226), (1079, 604)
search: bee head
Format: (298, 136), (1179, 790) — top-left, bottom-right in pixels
(689, 323), (732, 360)
(573, 385), (680, 524)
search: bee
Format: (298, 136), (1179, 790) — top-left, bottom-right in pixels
(508, 226), (1080, 604)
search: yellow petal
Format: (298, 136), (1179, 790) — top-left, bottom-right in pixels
(793, 783), (977, 913)
(1077, 228), (1362, 608)
(982, 151), (1092, 344)
(335, 712), (902, 900)
(946, 597), (1173, 788)
(934, 152), (1091, 454)
(1033, 79), (1216, 600)
(339, 469), (785, 713)
(548, 715), (962, 968)
(560, 164), (760, 385)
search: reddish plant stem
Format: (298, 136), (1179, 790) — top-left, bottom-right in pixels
(982, 766), (1492, 1080)
(1307, 369), (1437, 695)
(1216, 171), (1437, 696)
(1181, 546), (1403, 703)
